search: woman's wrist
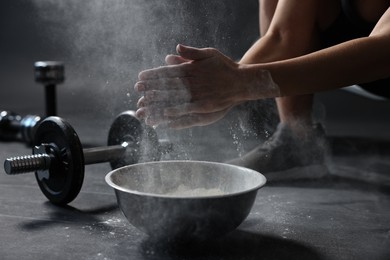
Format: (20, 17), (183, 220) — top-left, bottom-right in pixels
(237, 64), (281, 101)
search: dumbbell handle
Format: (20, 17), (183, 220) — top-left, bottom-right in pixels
(83, 139), (172, 164)
(45, 84), (57, 117)
(83, 143), (129, 164)
(35, 61), (64, 117)
(4, 140), (173, 175)
(4, 142), (129, 175)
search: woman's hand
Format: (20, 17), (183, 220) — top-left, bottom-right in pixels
(134, 44), (246, 129)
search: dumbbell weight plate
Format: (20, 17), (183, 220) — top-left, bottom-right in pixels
(34, 61), (65, 85)
(108, 110), (159, 169)
(33, 117), (84, 205)
(108, 111), (143, 169)
(0, 111), (20, 141)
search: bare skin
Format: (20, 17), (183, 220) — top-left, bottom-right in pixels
(135, 0), (390, 130)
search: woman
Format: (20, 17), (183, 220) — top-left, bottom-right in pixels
(134, 0), (390, 176)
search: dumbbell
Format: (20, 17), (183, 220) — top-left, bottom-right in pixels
(0, 61), (64, 145)
(3, 111), (172, 205)
(34, 61), (64, 117)
(0, 111), (41, 145)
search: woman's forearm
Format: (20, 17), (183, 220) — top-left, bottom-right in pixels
(248, 35), (390, 97)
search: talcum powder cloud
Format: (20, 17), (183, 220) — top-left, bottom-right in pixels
(32, 0), (236, 108)
(32, 0), (270, 161)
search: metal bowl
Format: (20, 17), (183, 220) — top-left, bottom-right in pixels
(105, 160), (266, 241)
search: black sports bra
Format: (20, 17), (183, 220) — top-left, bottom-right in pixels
(341, 0), (377, 30)
(321, 0), (390, 98)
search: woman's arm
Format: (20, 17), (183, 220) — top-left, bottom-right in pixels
(135, 6), (390, 128)
(247, 7), (390, 97)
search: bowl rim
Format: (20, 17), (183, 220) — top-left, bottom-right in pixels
(105, 160), (267, 199)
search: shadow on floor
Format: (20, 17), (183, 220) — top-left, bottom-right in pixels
(18, 202), (119, 231)
(330, 136), (390, 156)
(139, 229), (324, 260)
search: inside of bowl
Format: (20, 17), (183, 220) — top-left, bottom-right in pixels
(109, 161), (265, 197)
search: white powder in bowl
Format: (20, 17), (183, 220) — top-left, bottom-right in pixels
(164, 184), (226, 197)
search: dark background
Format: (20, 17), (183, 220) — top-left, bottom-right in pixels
(1, 2), (390, 259)
(0, 0), (259, 120)
(1, 0), (389, 142)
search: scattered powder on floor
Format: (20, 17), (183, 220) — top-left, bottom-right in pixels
(164, 184), (226, 197)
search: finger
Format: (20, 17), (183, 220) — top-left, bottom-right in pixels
(163, 103), (194, 117)
(176, 44), (216, 61)
(167, 111), (226, 129)
(165, 54), (190, 65)
(145, 115), (167, 126)
(134, 81), (146, 92)
(138, 98), (179, 108)
(136, 107), (169, 126)
(163, 100), (230, 117)
(137, 96), (146, 108)
(138, 63), (191, 80)
(135, 107), (146, 119)
(135, 106), (163, 117)
(167, 115), (203, 129)
(144, 89), (191, 103)
(145, 114), (176, 126)
(135, 77), (192, 92)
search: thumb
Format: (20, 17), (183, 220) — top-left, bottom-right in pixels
(176, 44), (215, 61)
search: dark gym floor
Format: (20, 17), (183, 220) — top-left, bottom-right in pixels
(1, 1), (390, 259)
